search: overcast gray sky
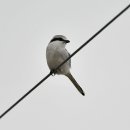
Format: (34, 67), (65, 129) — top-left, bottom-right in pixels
(0, 0), (130, 129)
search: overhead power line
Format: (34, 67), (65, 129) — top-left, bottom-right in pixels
(0, 4), (130, 119)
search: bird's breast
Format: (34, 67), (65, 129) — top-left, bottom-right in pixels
(46, 42), (70, 74)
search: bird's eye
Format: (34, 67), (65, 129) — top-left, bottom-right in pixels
(59, 38), (64, 41)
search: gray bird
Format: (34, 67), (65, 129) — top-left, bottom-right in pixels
(46, 35), (85, 96)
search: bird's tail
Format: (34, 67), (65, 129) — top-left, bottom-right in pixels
(66, 73), (85, 96)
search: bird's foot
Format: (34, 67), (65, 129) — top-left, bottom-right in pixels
(50, 69), (56, 76)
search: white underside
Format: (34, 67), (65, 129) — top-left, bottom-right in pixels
(46, 41), (70, 75)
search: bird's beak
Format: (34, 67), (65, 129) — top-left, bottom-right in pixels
(65, 40), (70, 43)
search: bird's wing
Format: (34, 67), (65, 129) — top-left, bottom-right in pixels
(65, 49), (71, 68)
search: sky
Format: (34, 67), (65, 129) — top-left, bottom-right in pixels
(0, 0), (130, 129)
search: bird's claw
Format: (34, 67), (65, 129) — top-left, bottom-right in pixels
(50, 69), (56, 76)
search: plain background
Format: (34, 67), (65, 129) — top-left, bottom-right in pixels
(0, 0), (130, 129)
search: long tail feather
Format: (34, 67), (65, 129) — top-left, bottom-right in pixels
(66, 73), (85, 96)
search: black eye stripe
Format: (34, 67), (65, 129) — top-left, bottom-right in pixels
(50, 38), (65, 42)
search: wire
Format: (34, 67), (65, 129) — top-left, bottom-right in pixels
(0, 73), (51, 119)
(0, 3), (130, 119)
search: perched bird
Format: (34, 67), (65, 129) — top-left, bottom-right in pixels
(46, 35), (85, 96)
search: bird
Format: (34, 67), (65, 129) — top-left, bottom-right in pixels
(46, 35), (85, 96)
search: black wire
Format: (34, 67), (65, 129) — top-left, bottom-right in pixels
(55, 4), (130, 71)
(0, 4), (130, 119)
(0, 73), (51, 119)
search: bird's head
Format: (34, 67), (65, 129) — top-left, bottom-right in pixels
(50, 35), (70, 44)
